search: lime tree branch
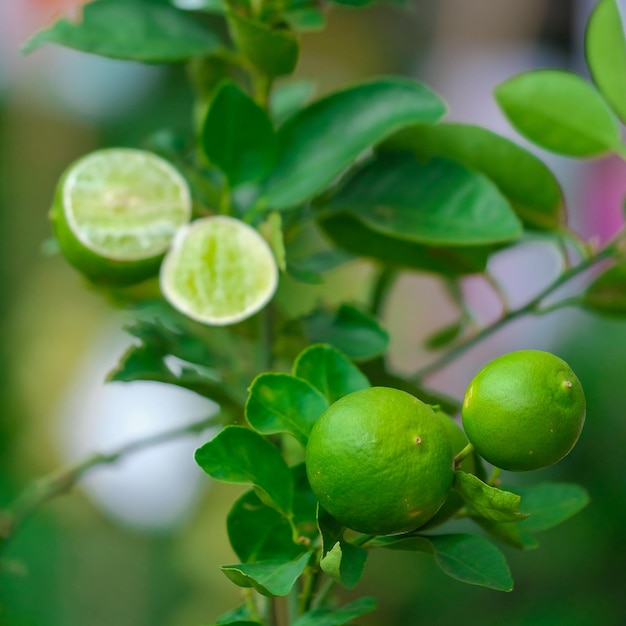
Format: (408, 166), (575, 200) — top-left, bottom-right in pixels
(0, 413), (223, 553)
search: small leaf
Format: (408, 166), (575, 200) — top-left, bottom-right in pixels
(23, 1), (222, 62)
(322, 154), (522, 246)
(212, 601), (257, 625)
(221, 552), (312, 596)
(453, 471), (528, 522)
(201, 82), (277, 187)
(195, 426), (293, 516)
(245, 374), (328, 445)
(303, 304), (389, 361)
(284, 6), (327, 32)
(293, 343), (370, 404)
(291, 597), (377, 626)
(227, 12), (298, 77)
(582, 261), (626, 315)
(585, 0), (626, 124)
(495, 69), (622, 157)
(424, 320), (464, 351)
(265, 77), (446, 210)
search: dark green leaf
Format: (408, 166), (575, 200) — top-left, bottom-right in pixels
(585, 0), (626, 123)
(195, 426), (293, 516)
(212, 602), (257, 625)
(582, 261), (626, 315)
(245, 374), (328, 445)
(201, 82), (277, 187)
(291, 597), (376, 626)
(259, 212), (286, 272)
(322, 154), (522, 245)
(287, 249), (355, 284)
(303, 304), (389, 361)
(227, 12), (298, 77)
(221, 552), (312, 596)
(293, 343), (370, 404)
(376, 533), (513, 591)
(383, 123), (565, 229)
(424, 320), (464, 351)
(265, 77), (446, 210)
(284, 6), (326, 32)
(291, 464), (320, 541)
(495, 69), (622, 157)
(23, 1), (222, 62)
(471, 517), (539, 551)
(270, 79), (316, 125)
(453, 471), (528, 523)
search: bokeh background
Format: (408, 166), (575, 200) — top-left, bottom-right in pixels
(1, 1), (626, 625)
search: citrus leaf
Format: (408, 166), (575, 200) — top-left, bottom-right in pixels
(245, 373), (328, 446)
(174, 0), (226, 13)
(22, 1), (222, 62)
(582, 261), (626, 315)
(423, 320), (464, 351)
(382, 123), (565, 230)
(286, 249), (355, 284)
(453, 471), (528, 522)
(293, 343), (370, 404)
(221, 552), (313, 597)
(211, 601), (260, 625)
(201, 82), (277, 187)
(284, 6), (327, 32)
(322, 154), (522, 246)
(227, 11), (298, 77)
(291, 597), (377, 626)
(376, 533), (513, 591)
(495, 69), (622, 157)
(585, 0), (626, 124)
(269, 79), (316, 125)
(303, 304), (389, 361)
(265, 77), (446, 210)
(471, 517), (539, 551)
(195, 426), (293, 516)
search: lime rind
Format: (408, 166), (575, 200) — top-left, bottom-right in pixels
(160, 215), (279, 326)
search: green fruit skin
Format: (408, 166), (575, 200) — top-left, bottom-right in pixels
(462, 350), (586, 472)
(305, 387), (454, 536)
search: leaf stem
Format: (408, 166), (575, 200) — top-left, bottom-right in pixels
(369, 265), (398, 317)
(454, 443), (475, 468)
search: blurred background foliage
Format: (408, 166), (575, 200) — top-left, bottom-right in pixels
(0, 0), (625, 625)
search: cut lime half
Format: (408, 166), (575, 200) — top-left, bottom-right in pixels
(51, 148), (192, 285)
(160, 216), (279, 326)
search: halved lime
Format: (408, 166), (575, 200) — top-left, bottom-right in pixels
(160, 216), (279, 326)
(50, 148), (192, 285)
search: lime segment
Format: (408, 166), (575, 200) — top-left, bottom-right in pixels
(160, 216), (279, 326)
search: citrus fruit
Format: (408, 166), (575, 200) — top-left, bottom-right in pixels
(50, 148), (192, 285)
(305, 387), (454, 535)
(462, 350), (585, 472)
(160, 215), (278, 326)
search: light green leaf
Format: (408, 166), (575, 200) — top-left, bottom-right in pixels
(284, 6), (327, 32)
(291, 597), (376, 626)
(23, 1), (222, 62)
(293, 343), (370, 404)
(495, 69), (622, 157)
(265, 77), (446, 210)
(322, 153), (522, 246)
(585, 0), (626, 123)
(453, 471), (528, 523)
(201, 82), (277, 187)
(270, 79), (316, 125)
(221, 552), (312, 596)
(245, 374), (328, 445)
(582, 260), (626, 315)
(383, 123), (565, 230)
(195, 426), (293, 516)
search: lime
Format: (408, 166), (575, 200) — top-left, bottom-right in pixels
(462, 350), (586, 471)
(50, 148), (192, 285)
(305, 387), (454, 535)
(160, 215), (278, 326)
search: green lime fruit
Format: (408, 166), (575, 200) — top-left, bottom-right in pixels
(50, 148), (192, 286)
(305, 387), (454, 535)
(462, 350), (586, 472)
(160, 215), (278, 326)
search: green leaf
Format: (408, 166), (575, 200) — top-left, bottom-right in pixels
(471, 517), (539, 551)
(377, 533), (513, 591)
(585, 0), (626, 123)
(265, 77), (446, 210)
(286, 248), (355, 284)
(284, 6), (327, 32)
(453, 471), (528, 523)
(495, 69), (622, 157)
(221, 552), (312, 596)
(291, 597), (376, 626)
(293, 343), (370, 404)
(382, 123), (565, 230)
(174, 0), (226, 14)
(424, 320), (464, 351)
(322, 153), (522, 246)
(259, 212), (286, 272)
(303, 304), (389, 361)
(245, 374), (328, 446)
(319, 213), (494, 276)
(201, 82), (277, 187)
(195, 426), (293, 516)
(582, 261), (626, 315)
(23, 1), (222, 62)
(227, 12), (298, 77)
(270, 79), (316, 125)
